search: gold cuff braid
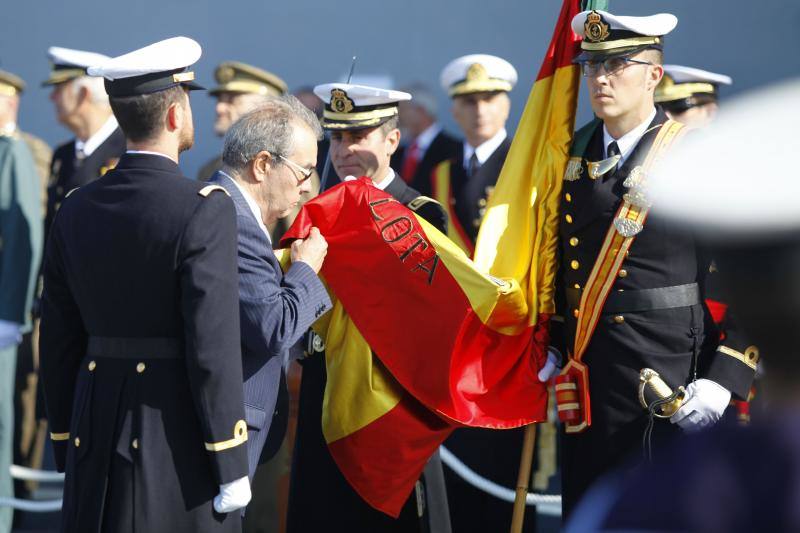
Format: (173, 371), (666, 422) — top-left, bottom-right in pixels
(205, 420), (248, 452)
(718, 345), (759, 370)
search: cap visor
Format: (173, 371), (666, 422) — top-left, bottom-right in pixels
(184, 81), (205, 91)
(574, 46), (652, 63)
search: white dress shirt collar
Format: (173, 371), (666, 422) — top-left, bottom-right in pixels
(76, 115), (118, 158)
(413, 123), (442, 157)
(463, 128), (507, 170)
(221, 171), (272, 243)
(602, 108), (657, 165)
(374, 168), (396, 191)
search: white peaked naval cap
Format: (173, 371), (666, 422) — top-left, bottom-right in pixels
(87, 36), (204, 97)
(571, 10), (677, 60)
(43, 46), (111, 86)
(440, 54), (517, 97)
(314, 83), (411, 130)
(650, 79), (800, 235)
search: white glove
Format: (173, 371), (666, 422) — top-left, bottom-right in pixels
(213, 475), (251, 514)
(0, 320), (22, 350)
(537, 347), (563, 382)
(669, 379), (731, 433)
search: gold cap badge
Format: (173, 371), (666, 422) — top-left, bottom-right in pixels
(330, 88), (354, 114)
(584, 11), (610, 43)
(216, 65), (235, 84)
(466, 63), (489, 82)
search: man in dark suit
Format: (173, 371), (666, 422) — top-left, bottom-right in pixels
(39, 37), (251, 532)
(392, 82), (460, 196)
(431, 54), (516, 258)
(209, 96), (331, 487)
(43, 47), (125, 238)
(286, 82), (449, 533)
(558, 9), (756, 517)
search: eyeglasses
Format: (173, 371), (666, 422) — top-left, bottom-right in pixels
(579, 56), (653, 77)
(277, 154), (315, 184)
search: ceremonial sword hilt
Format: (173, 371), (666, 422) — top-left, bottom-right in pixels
(638, 368), (686, 418)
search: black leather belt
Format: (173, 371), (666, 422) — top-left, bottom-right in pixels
(87, 336), (183, 359)
(566, 283), (700, 315)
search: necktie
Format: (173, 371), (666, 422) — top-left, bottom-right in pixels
(468, 152), (480, 178)
(400, 141), (419, 183)
(606, 141), (620, 175)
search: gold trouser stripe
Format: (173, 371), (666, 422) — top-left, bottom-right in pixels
(205, 420), (248, 452)
(323, 107), (397, 121)
(50, 432), (70, 441)
(572, 121), (687, 362)
(582, 36), (660, 51)
(655, 83), (716, 103)
(718, 345), (758, 370)
(557, 403), (580, 412)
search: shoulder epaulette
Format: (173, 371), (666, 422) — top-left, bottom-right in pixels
(64, 187), (80, 198)
(407, 195), (442, 212)
(198, 184), (230, 198)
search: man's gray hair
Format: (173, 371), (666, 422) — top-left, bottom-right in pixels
(222, 94), (323, 170)
(73, 75), (109, 106)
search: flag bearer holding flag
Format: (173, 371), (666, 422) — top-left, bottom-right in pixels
(286, 83), (450, 533)
(556, 10), (757, 515)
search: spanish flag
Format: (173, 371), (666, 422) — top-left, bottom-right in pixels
(281, 0), (582, 517)
(474, 0), (582, 319)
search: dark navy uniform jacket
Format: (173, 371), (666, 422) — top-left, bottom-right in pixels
(40, 153), (249, 533)
(45, 127), (125, 237)
(558, 109), (757, 514)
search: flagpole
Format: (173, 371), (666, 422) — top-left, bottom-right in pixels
(510, 423), (537, 533)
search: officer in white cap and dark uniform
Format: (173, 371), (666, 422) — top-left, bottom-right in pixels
(556, 10), (757, 517)
(566, 79), (798, 533)
(39, 36), (251, 532)
(287, 83), (450, 533)
(655, 65), (732, 128)
(429, 54), (534, 533)
(43, 47), (126, 238)
(431, 54), (516, 257)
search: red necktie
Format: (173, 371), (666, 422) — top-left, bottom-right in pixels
(401, 141), (419, 183)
